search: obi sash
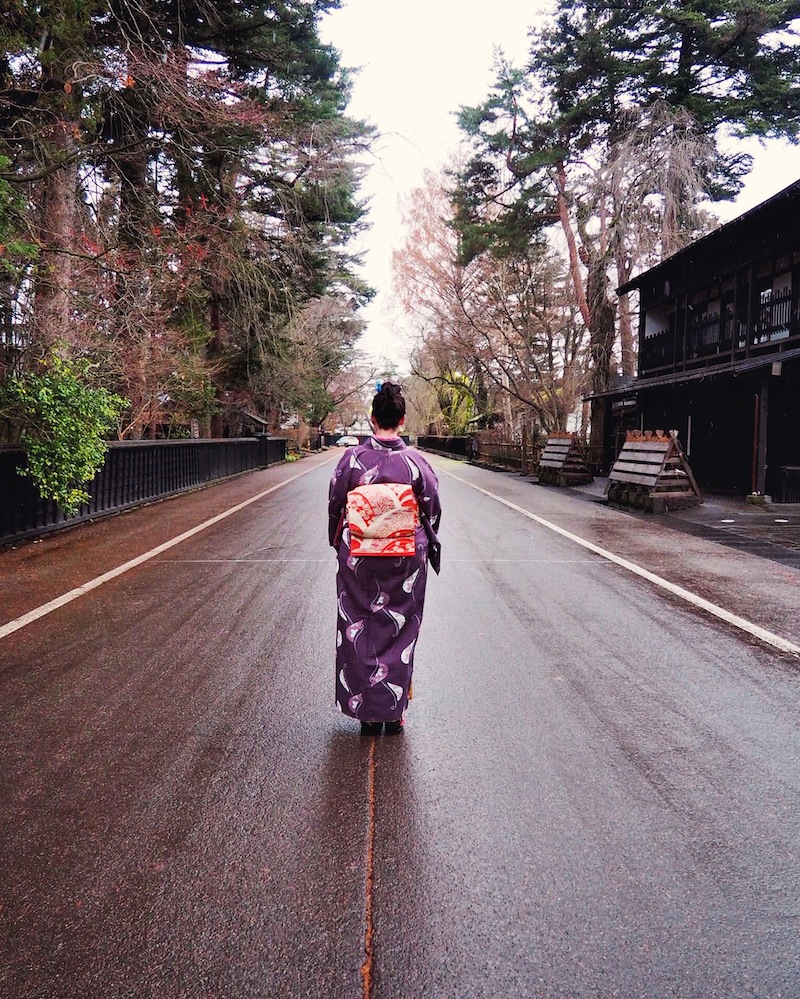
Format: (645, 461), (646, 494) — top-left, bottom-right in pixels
(346, 483), (419, 556)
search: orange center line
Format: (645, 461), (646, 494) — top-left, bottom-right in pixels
(361, 738), (377, 999)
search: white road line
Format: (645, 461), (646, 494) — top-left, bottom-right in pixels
(158, 558), (331, 564)
(0, 459), (332, 642)
(446, 558), (609, 564)
(443, 468), (800, 657)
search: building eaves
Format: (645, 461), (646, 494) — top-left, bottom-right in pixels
(584, 345), (800, 402)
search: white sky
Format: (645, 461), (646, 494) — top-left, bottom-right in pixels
(320, 1), (800, 371)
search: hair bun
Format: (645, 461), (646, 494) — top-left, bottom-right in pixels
(371, 380), (406, 430)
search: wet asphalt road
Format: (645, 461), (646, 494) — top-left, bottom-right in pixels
(2, 452), (800, 998)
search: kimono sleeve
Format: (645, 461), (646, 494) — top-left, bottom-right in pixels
(328, 448), (354, 547)
(414, 453), (442, 532)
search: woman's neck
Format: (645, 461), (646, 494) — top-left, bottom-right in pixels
(372, 427), (401, 440)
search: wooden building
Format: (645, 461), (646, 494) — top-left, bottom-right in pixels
(595, 179), (800, 501)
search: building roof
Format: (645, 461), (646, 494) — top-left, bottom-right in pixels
(618, 178), (800, 296)
(585, 344), (800, 401)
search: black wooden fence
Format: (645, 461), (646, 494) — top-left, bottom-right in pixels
(767, 464), (800, 503)
(416, 435), (542, 473)
(477, 441), (533, 474)
(0, 435), (287, 545)
(416, 435), (471, 459)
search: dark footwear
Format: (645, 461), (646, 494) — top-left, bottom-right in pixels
(360, 721), (382, 736)
(384, 719), (405, 736)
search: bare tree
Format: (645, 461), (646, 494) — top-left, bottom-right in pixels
(393, 167), (587, 435)
(604, 101), (721, 373)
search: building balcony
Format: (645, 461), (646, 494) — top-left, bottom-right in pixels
(639, 310), (800, 379)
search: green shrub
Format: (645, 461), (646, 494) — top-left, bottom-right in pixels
(1, 353), (127, 516)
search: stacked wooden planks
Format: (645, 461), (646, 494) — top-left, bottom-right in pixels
(537, 433), (593, 487)
(606, 430), (702, 513)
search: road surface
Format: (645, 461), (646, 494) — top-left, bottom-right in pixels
(2, 451), (799, 998)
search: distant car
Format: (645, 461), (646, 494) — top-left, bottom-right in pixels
(336, 435), (360, 447)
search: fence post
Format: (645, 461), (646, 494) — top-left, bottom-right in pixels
(256, 433), (269, 467)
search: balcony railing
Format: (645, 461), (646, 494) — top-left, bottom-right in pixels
(640, 328), (674, 372)
(687, 313), (734, 359)
(751, 287), (793, 346)
(641, 292), (799, 376)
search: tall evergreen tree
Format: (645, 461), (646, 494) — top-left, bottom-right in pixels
(0, 1), (370, 437)
(455, 0), (800, 413)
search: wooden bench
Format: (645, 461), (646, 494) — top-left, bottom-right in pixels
(537, 434), (593, 487)
(606, 430), (702, 513)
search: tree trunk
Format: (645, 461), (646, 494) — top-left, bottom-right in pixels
(32, 121), (77, 356)
(554, 161), (591, 328)
(586, 258), (617, 396)
(612, 230), (636, 377)
(617, 290), (635, 378)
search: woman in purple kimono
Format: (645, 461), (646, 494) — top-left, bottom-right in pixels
(328, 383), (441, 736)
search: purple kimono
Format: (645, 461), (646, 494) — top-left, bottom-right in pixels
(328, 437), (441, 722)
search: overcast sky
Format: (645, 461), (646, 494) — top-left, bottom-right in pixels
(320, 1), (800, 371)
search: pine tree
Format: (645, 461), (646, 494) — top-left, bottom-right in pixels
(455, 0), (800, 452)
(0, 1), (371, 438)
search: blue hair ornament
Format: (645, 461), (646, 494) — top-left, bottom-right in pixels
(375, 380), (382, 393)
